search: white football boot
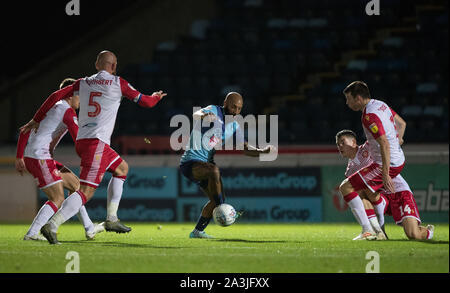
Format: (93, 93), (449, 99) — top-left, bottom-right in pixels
(86, 222), (106, 240)
(23, 233), (47, 241)
(353, 230), (377, 240)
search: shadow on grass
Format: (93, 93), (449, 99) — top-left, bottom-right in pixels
(386, 239), (449, 244)
(61, 240), (187, 249)
(211, 238), (305, 244)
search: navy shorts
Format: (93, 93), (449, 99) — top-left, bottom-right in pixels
(179, 160), (212, 190)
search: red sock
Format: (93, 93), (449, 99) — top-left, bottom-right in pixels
(343, 191), (359, 203)
(365, 209), (376, 219)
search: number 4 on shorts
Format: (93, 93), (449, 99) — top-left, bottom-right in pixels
(399, 204), (412, 216)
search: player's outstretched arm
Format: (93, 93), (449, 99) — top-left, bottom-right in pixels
(138, 90), (167, 108)
(120, 78), (166, 108)
(193, 110), (216, 122)
(21, 82), (78, 134)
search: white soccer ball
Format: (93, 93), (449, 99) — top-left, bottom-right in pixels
(213, 204), (237, 227)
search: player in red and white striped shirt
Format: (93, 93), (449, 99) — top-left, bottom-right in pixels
(336, 129), (434, 240)
(336, 130), (385, 240)
(341, 81), (405, 193)
(16, 78), (104, 241)
(339, 81), (407, 240)
(20, 51), (167, 244)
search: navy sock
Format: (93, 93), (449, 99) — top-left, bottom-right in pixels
(195, 216), (211, 231)
(213, 194), (224, 206)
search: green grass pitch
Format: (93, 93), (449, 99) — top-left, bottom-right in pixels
(0, 222), (448, 273)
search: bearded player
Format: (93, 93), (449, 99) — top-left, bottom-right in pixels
(180, 92), (276, 239)
(20, 51), (167, 244)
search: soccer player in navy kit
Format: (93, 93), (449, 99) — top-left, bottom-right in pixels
(180, 92), (276, 238)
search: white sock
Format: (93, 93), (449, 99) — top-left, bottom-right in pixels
(107, 176), (126, 222)
(373, 196), (387, 228)
(26, 201), (57, 236)
(344, 192), (373, 232)
(77, 206), (94, 233)
(427, 226), (434, 239)
(49, 191), (85, 232)
(369, 217), (382, 233)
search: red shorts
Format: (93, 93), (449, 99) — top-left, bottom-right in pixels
(76, 138), (123, 188)
(384, 190), (421, 225)
(348, 162), (404, 193)
(24, 157), (63, 189)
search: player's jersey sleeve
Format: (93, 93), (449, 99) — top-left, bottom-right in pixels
(33, 79), (80, 122)
(62, 108), (79, 142)
(201, 105), (218, 116)
(362, 112), (386, 140)
(16, 131), (30, 158)
(390, 107), (397, 117)
(119, 77), (161, 108)
(234, 122), (247, 148)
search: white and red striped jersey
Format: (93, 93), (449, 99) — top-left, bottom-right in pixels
(17, 100), (78, 160)
(345, 141), (373, 177)
(32, 70), (162, 146)
(362, 99), (405, 167)
(76, 70), (125, 145)
(345, 141), (411, 194)
(382, 174), (412, 195)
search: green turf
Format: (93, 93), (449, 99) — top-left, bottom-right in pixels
(0, 222), (448, 273)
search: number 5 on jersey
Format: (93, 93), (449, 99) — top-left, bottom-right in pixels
(88, 92), (102, 117)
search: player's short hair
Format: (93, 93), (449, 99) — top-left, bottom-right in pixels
(59, 78), (76, 89)
(343, 81), (371, 99)
(335, 129), (357, 142)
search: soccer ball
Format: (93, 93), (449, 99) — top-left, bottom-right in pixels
(213, 204), (237, 227)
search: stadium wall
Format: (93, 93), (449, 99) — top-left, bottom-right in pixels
(0, 170), (37, 222)
(1, 145), (448, 224)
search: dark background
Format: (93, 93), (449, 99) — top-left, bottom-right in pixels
(0, 0), (448, 148)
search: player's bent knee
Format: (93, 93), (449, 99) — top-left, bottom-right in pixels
(367, 192), (379, 203)
(66, 179), (80, 194)
(209, 166), (221, 180)
(406, 231), (418, 240)
(79, 185), (96, 202)
(51, 195), (65, 208)
(115, 160), (129, 177)
(408, 229), (424, 240)
(339, 179), (351, 195)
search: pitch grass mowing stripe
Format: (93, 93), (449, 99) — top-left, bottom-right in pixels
(0, 223), (448, 273)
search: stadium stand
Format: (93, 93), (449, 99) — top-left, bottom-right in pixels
(0, 0), (447, 153)
(112, 0), (447, 154)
